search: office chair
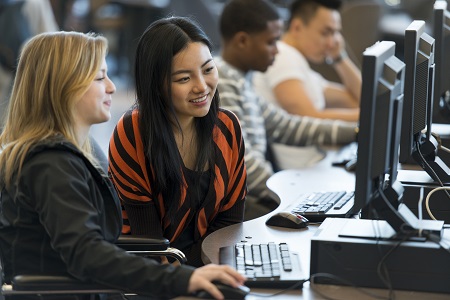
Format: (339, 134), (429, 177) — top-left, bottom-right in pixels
(0, 235), (186, 299)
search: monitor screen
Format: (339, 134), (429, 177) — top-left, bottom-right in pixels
(433, 0), (450, 123)
(399, 20), (435, 164)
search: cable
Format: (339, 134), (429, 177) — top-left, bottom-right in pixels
(431, 131), (442, 148)
(375, 187), (400, 300)
(415, 140), (446, 188)
(431, 131), (450, 154)
(425, 186), (450, 220)
(415, 140), (450, 201)
(369, 210), (395, 300)
(413, 140), (450, 221)
(439, 144), (450, 154)
(375, 233), (416, 300)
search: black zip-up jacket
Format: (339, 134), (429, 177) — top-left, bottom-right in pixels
(0, 139), (194, 299)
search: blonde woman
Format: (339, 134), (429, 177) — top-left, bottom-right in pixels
(0, 31), (245, 300)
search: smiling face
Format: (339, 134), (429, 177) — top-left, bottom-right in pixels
(170, 42), (218, 126)
(293, 6), (342, 64)
(74, 58), (116, 128)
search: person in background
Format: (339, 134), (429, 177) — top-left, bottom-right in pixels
(0, 0), (59, 122)
(0, 31), (245, 300)
(253, 0), (361, 123)
(108, 16), (247, 267)
(216, 0), (357, 220)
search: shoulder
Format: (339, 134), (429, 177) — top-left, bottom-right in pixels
(116, 109), (139, 131)
(109, 108), (145, 166)
(26, 138), (81, 160)
(215, 56), (243, 83)
(277, 41), (303, 58)
(24, 141), (90, 177)
(274, 41), (308, 67)
(112, 109), (140, 144)
(218, 108), (241, 127)
(217, 109), (243, 142)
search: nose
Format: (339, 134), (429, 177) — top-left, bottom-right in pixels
(193, 76), (207, 94)
(273, 43), (279, 56)
(106, 77), (116, 94)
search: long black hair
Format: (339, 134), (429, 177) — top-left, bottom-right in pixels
(134, 16), (219, 218)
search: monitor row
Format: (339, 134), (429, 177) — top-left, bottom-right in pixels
(351, 0), (450, 240)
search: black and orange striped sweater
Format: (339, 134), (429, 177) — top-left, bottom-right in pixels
(108, 108), (247, 266)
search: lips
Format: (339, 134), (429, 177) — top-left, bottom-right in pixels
(190, 94), (208, 103)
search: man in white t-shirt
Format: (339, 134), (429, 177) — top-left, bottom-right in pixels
(253, 0), (361, 123)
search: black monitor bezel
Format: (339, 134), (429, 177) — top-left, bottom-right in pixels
(354, 41), (405, 218)
(399, 20), (435, 164)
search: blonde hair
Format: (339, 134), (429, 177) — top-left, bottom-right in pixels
(0, 31), (108, 188)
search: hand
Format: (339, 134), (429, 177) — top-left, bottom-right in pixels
(187, 264), (246, 299)
(328, 32), (346, 62)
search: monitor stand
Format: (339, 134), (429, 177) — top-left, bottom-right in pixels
(412, 136), (450, 183)
(338, 210), (442, 241)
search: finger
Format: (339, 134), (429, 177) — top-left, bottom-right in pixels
(214, 266), (247, 287)
(223, 265), (247, 282)
(160, 256), (169, 264)
(171, 260), (181, 267)
(201, 281), (224, 300)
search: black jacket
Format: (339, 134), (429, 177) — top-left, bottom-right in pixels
(0, 139), (194, 299)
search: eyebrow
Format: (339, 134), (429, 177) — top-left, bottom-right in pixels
(171, 58), (213, 76)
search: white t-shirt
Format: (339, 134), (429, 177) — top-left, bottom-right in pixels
(253, 41), (328, 110)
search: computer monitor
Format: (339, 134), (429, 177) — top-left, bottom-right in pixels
(433, 0), (450, 123)
(398, 20), (450, 182)
(354, 40), (443, 239)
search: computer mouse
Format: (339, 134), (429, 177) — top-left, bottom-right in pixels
(195, 282), (250, 299)
(344, 158), (357, 172)
(265, 212), (309, 229)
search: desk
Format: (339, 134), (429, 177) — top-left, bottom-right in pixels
(196, 150), (450, 300)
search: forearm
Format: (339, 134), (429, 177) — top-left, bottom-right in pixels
(264, 104), (356, 146)
(209, 198), (245, 233)
(122, 200), (164, 237)
(333, 57), (362, 104)
(304, 107), (359, 122)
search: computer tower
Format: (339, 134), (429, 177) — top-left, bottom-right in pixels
(310, 218), (450, 294)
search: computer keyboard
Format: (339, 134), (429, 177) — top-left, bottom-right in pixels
(288, 191), (355, 222)
(219, 242), (307, 289)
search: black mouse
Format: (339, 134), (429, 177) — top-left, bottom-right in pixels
(345, 158), (357, 172)
(265, 212), (309, 229)
(195, 282), (250, 299)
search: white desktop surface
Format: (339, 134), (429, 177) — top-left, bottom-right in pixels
(187, 150), (450, 300)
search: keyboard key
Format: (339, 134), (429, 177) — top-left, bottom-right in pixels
(233, 242), (293, 279)
(291, 191), (354, 220)
(219, 242), (307, 289)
